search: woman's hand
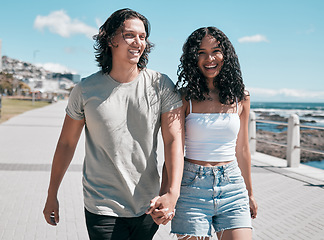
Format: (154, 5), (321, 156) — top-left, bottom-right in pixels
(146, 193), (177, 225)
(249, 195), (258, 219)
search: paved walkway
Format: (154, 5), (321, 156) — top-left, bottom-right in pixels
(0, 100), (324, 240)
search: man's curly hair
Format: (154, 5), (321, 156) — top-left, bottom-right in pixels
(176, 27), (246, 104)
(93, 8), (154, 74)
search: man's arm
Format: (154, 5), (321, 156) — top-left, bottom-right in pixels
(147, 106), (184, 225)
(43, 114), (84, 225)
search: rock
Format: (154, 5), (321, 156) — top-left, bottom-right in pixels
(256, 129), (324, 162)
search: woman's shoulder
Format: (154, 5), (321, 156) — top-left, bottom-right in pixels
(237, 89), (250, 115)
(178, 87), (188, 97)
(243, 90), (251, 104)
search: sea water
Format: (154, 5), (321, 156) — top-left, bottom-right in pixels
(250, 102), (324, 169)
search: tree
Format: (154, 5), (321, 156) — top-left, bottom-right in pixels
(0, 72), (14, 95)
(0, 73), (30, 95)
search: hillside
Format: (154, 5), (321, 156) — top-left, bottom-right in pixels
(1, 56), (78, 96)
(1, 56), (51, 80)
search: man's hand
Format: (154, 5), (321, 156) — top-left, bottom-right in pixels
(146, 193), (178, 225)
(43, 196), (60, 226)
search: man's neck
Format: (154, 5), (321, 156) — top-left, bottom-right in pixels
(109, 65), (140, 83)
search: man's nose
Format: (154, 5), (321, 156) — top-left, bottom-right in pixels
(133, 35), (140, 45)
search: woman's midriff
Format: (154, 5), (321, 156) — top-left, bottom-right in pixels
(185, 157), (233, 167)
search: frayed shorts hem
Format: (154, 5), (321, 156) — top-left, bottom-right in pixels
(171, 226), (252, 239)
(214, 226), (253, 233)
(170, 232), (212, 239)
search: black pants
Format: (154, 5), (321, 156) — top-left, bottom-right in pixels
(85, 208), (159, 240)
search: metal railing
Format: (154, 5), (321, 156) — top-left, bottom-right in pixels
(248, 111), (324, 167)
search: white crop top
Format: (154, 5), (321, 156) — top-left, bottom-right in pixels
(184, 99), (240, 162)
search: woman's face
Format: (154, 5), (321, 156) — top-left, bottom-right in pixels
(197, 35), (224, 81)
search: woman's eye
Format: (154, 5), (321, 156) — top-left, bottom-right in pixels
(214, 49), (223, 54)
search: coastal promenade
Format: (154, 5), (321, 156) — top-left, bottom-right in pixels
(0, 100), (324, 240)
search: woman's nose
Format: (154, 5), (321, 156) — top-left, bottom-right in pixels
(206, 54), (215, 61)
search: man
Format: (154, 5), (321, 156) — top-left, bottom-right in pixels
(43, 8), (184, 240)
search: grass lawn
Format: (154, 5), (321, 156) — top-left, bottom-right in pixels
(0, 97), (51, 124)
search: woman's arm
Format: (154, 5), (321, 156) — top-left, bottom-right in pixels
(236, 94), (258, 219)
(147, 105), (185, 225)
(43, 114), (85, 225)
(159, 98), (188, 197)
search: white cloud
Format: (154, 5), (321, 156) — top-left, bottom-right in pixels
(306, 24), (315, 34)
(249, 87), (324, 101)
(36, 62), (76, 74)
(238, 34), (269, 43)
(95, 18), (103, 28)
(34, 10), (97, 39)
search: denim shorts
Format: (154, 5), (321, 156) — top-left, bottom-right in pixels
(171, 160), (252, 237)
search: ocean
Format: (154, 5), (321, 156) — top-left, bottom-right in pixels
(250, 102), (324, 169)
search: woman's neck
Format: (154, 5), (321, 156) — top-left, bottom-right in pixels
(206, 78), (217, 90)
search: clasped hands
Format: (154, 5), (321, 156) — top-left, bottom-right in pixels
(146, 193), (177, 225)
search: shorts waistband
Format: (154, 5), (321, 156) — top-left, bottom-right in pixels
(183, 159), (238, 174)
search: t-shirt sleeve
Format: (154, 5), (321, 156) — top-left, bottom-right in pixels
(160, 74), (183, 114)
(65, 83), (85, 120)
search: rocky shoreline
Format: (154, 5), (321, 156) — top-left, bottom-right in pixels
(253, 111), (324, 162)
(256, 129), (324, 163)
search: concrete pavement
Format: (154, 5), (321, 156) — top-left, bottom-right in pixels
(0, 100), (324, 240)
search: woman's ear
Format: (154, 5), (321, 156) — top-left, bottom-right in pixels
(108, 40), (118, 48)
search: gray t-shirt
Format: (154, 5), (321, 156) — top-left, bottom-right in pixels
(66, 68), (182, 217)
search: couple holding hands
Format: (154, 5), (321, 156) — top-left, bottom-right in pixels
(43, 8), (257, 240)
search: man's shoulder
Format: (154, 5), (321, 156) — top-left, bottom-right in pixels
(142, 68), (172, 85)
(80, 71), (103, 84)
(142, 68), (161, 79)
(76, 71), (107, 91)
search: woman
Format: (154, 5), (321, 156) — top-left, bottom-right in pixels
(170, 27), (258, 239)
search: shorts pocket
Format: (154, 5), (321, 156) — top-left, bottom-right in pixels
(228, 174), (244, 184)
(227, 167), (244, 184)
(181, 170), (199, 186)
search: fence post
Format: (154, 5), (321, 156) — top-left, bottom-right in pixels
(249, 111), (256, 155)
(0, 93), (2, 119)
(287, 114), (300, 167)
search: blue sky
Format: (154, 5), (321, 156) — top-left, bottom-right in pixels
(1, 0), (324, 102)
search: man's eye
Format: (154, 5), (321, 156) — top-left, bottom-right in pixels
(198, 52), (205, 55)
(124, 33), (134, 38)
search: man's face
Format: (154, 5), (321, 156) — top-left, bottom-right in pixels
(110, 18), (147, 67)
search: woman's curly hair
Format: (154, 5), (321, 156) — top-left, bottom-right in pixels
(93, 8), (154, 74)
(176, 27), (246, 104)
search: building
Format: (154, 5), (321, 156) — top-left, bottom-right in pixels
(47, 72), (81, 83)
